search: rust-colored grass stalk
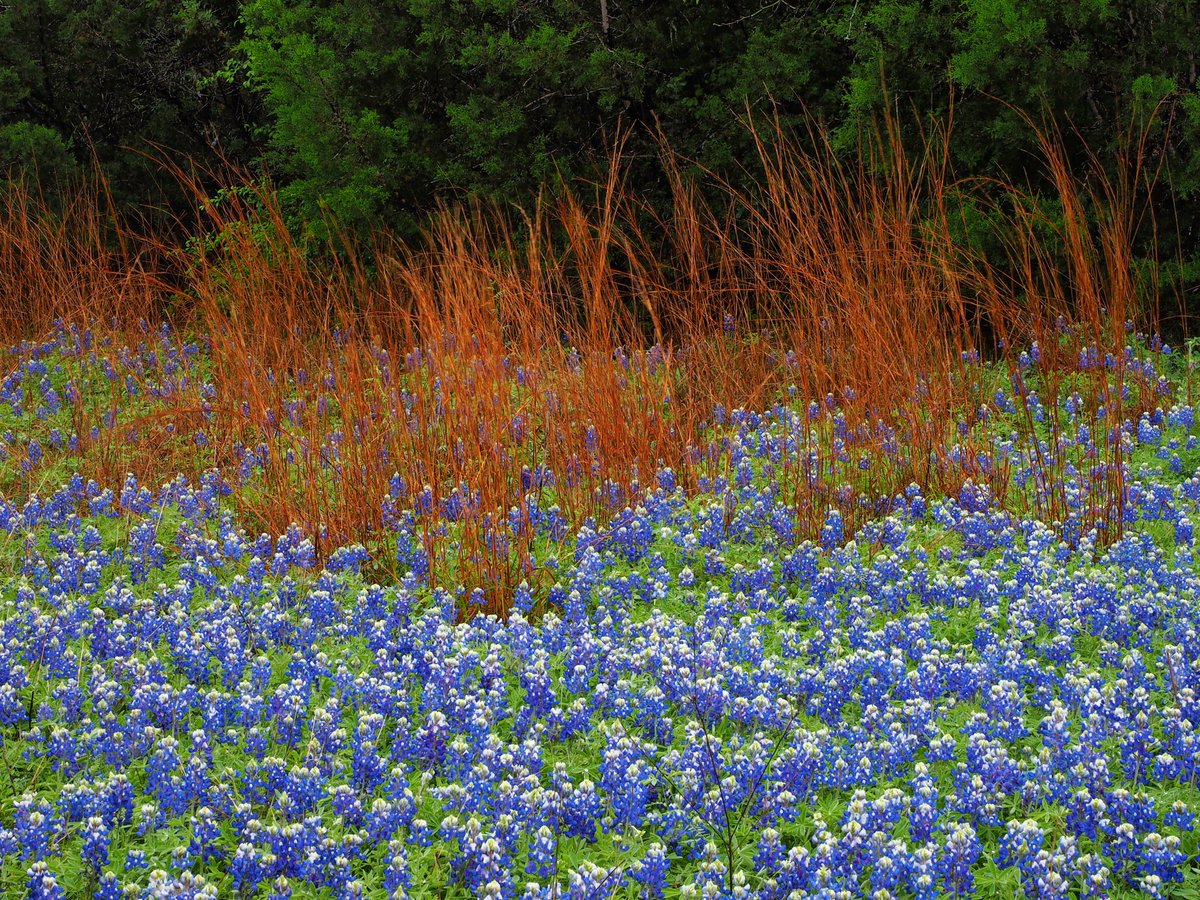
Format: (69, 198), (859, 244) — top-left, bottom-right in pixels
(0, 111), (1167, 613)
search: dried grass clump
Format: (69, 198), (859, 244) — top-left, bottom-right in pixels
(0, 112), (1165, 609)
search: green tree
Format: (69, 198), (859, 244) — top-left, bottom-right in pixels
(235, 0), (859, 235)
(1, 0), (258, 207)
(237, 0), (1199, 302)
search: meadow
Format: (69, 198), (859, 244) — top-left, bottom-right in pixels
(1, 123), (1199, 899)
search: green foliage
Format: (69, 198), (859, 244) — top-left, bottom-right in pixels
(839, 0), (1200, 323)
(233, 0), (861, 234)
(0, 121), (75, 185)
(233, 0), (1200, 315)
(2, 0), (1200, 317)
(0, 0), (255, 209)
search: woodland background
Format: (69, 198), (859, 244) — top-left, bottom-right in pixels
(2, 1), (1198, 320)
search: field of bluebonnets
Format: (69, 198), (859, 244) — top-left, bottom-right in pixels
(2, 125), (1200, 900)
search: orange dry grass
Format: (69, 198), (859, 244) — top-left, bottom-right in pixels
(0, 178), (153, 335)
(0, 114), (1163, 610)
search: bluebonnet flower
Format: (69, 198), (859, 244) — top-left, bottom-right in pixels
(383, 840), (411, 896)
(81, 816), (110, 869)
(1163, 800), (1194, 831)
(526, 826), (557, 878)
(1136, 832), (1186, 888)
(25, 862), (66, 900)
(93, 872), (122, 900)
(13, 795), (62, 860)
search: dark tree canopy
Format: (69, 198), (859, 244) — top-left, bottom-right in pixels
(1, 0), (255, 206)
(2, 0), (1199, 304)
